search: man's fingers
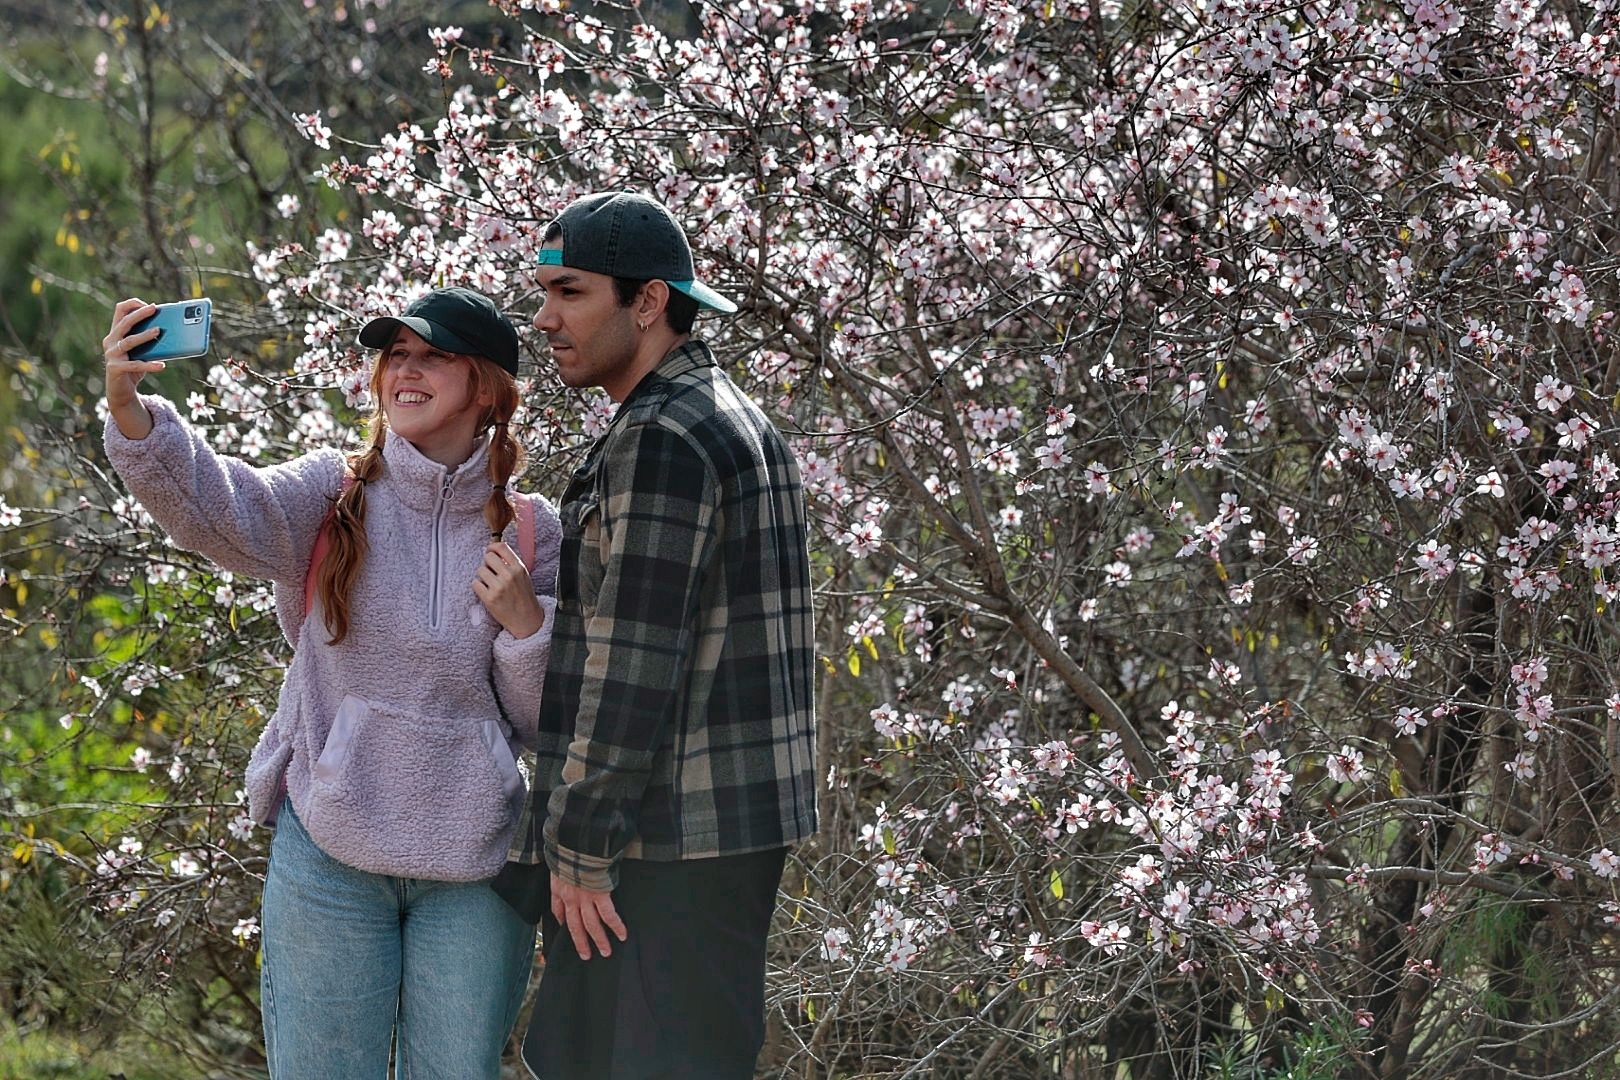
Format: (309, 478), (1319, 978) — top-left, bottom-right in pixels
(595, 895), (629, 942)
(583, 904), (615, 957)
(565, 902), (595, 961)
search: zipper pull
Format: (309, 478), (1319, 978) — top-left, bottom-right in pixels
(441, 475), (453, 502)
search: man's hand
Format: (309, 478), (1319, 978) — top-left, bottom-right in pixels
(550, 872), (628, 960)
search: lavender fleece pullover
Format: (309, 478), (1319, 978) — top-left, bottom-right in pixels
(105, 394), (561, 881)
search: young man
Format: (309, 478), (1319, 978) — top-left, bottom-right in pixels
(495, 192), (818, 1079)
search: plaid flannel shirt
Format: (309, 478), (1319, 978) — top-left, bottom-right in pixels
(500, 340), (817, 893)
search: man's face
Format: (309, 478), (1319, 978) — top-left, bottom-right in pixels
(532, 248), (641, 399)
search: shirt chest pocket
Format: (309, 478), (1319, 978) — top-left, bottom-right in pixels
(560, 487), (607, 616)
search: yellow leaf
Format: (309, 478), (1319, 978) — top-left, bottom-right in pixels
(11, 843), (30, 865)
(1389, 764), (1404, 798)
(1213, 560), (1228, 582)
(846, 649), (860, 677)
(1050, 868), (1064, 900)
(805, 999), (816, 1021)
(881, 825), (896, 856)
(863, 635), (878, 660)
(30, 278), (42, 296)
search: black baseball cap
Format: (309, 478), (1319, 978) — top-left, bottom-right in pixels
(537, 192), (738, 314)
(357, 286), (521, 375)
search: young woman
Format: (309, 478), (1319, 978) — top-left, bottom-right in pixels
(101, 287), (561, 1078)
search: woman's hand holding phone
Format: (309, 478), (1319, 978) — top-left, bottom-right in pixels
(103, 299), (168, 440)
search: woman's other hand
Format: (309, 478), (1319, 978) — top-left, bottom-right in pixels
(103, 299), (165, 439)
(473, 540), (545, 638)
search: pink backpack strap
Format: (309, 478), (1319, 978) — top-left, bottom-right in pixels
(515, 492), (537, 572)
(304, 472), (357, 616)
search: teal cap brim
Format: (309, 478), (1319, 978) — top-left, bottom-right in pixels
(537, 248), (737, 313)
(669, 279), (738, 314)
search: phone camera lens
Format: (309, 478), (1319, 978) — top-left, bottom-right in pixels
(185, 305), (201, 319)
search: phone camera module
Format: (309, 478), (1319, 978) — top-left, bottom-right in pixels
(184, 305), (203, 323)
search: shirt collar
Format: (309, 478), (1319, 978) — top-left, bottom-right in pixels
(568, 341), (717, 487)
(620, 339), (716, 410)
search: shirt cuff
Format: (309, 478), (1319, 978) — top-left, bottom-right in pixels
(546, 839), (618, 892)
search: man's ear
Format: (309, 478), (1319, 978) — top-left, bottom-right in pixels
(637, 279), (672, 329)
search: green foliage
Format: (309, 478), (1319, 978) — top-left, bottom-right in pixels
(1203, 1018), (1370, 1080)
(0, 1018), (189, 1080)
(0, 875), (209, 1080)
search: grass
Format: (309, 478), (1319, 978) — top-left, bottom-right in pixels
(0, 1015), (210, 1080)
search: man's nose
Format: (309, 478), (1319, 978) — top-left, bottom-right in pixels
(532, 305), (556, 332)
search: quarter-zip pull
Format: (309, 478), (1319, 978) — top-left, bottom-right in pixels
(428, 472), (453, 629)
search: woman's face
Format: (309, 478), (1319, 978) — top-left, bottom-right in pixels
(378, 328), (493, 467)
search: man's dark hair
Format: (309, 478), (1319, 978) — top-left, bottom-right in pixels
(611, 276), (698, 334)
(539, 221), (697, 333)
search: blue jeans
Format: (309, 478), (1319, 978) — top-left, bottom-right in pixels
(260, 804), (535, 1079)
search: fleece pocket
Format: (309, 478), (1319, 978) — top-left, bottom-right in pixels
(244, 722), (295, 825)
(302, 693), (526, 880)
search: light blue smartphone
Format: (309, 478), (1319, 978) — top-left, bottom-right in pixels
(128, 299), (213, 361)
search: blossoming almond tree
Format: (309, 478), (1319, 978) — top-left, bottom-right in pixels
(15, 0), (1620, 1074)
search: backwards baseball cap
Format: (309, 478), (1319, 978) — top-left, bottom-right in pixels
(357, 286), (521, 375)
(537, 192), (738, 314)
